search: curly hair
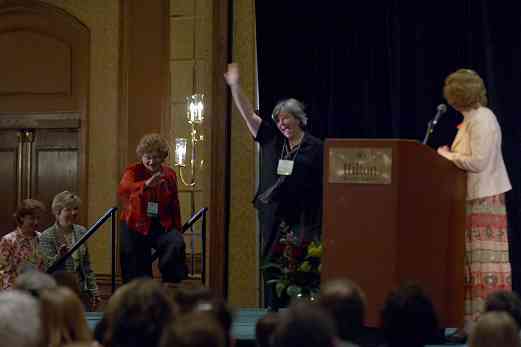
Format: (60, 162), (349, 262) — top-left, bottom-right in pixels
(13, 199), (46, 226)
(136, 133), (169, 159)
(443, 68), (488, 111)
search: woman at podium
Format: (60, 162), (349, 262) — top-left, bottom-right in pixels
(225, 63), (323, 306)
(437, 69), (512, 330)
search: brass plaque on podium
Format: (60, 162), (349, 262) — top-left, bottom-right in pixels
(329, 147), (392, 184)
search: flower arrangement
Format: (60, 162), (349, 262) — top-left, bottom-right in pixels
(261, 224), (323, 306)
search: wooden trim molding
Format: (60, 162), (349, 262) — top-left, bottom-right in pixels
(209, 0), (231, 298)
(0, 112), (81, 129)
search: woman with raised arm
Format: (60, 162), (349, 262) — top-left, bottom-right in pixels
(437, 69), (512, 338)
(225, 63), (323, 307)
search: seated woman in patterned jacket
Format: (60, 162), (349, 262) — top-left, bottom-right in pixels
(0, 199), (46, 289)
(39, 191), (100, 310)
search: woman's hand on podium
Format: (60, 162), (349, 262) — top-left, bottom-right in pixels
(437, 145), (452, 160)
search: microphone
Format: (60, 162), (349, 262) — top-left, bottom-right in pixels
(422, 104), (447, 144)
(432, 104), (447, 125)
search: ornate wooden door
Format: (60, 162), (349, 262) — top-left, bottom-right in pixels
(0, 128), (80, 237)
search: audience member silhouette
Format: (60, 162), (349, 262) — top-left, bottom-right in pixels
(484, 290), (521, 329)
(468, 311), (521, 347)
(0, 289), (43, 347)
(320, 278), (367, 347)
(14, 268), (57, 297)
(255, 312), (280, 347)
(380, 283), (442, 347)
(102, 278), (175, 347)
(272, 301), (337, 347)
(39, 286), (93, 347)
(160, 311), (226, 347)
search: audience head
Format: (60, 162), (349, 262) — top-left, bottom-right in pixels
(160, 311), (226, 347)
(174, 286), (215, 314)
(40, 286), (92, 347)
(52, 271), (83, 299)
(255, 312), (280, 347)
(484, 290), (521, 329)
(320, 277), (366, 342)
(193, 297), (235, 347)
(272, 301), (337, 347)
(380, 282), (440, 347)
(469, 311), (521, 347)
(14, 269), (57, 297)
(14, 198), (46, 229)
(271, 98), (308, 129)
(443, 68), (487, 112)
(103, 278), (175, 347)
(0, 289), (42, 347)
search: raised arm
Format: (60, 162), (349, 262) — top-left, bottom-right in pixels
(224, 63), (262, 137)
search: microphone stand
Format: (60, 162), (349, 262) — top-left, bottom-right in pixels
(422, 120), (435, 145)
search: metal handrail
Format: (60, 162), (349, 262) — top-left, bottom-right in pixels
(151, 207), (208, 283)
(46, 206), (208, 290)
(46, 207), (118, 293)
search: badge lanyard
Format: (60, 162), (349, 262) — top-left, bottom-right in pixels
(146, 178), (160, 217)
(277, 134), (304, 176)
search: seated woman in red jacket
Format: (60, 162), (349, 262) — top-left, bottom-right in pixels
(118, 133), (187, 284)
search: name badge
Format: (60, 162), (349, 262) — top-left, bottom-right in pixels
(147, 202), (159, 217)
(277, 159), (294, 176)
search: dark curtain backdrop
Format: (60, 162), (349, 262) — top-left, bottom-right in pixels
(255, 1), (521, 292)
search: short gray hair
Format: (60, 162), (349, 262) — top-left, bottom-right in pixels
(271, 98), (308, 127)
(0, 290), (42, 347)
(14, 269), (58, 296)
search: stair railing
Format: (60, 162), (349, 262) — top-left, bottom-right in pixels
(46, 207), (119, 293)
(150, 207), (209, 283)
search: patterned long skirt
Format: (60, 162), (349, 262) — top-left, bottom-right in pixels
(464, 193), (511, 324)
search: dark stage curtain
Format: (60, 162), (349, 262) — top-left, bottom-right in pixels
(255, 1), (521, 292)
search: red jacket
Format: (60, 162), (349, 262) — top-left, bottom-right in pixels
(118, 163), (182, 235)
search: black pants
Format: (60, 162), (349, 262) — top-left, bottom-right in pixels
(120, 220), (187, 284)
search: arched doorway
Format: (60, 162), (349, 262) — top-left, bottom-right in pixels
(0, 1), (89, 234)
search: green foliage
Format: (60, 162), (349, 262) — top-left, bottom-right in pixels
(263, 228), (323, 304)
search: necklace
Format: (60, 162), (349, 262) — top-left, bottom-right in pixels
(289, 132), (305, 151)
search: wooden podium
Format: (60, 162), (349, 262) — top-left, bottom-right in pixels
(321, 139), (466, 327)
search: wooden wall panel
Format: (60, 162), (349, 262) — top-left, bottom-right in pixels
(32, 128), (80, 229)
(0, 1), (89, 113)
(119, 0), (170, 166)
(0, 130), (20, 236)
(0, 31), (71, 95)
(0, 1), (89, 228)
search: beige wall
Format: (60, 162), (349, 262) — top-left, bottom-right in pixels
(170, 0), (259, 305)
(227, 0), (259, 307)
(169, 0), (213, 277)
(42, 0), (120, 274)
(38, 1), (260, 303)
